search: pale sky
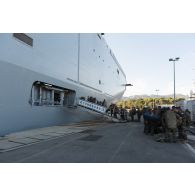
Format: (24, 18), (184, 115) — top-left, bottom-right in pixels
(104, 33), (195, 97)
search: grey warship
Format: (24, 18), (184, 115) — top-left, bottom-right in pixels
(0, 33), (126, 135)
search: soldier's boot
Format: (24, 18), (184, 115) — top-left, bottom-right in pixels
(164, 132), (172, 143)
(156, 138), (164, 142)
(171, 134), (177, 143)
(177, 127), (183, 140)
(181, 132), (187, 141)
(150, 125), (154, 136)
(156, 134), (165, 142)
(164, 128), (170, 142)
(171, 130), (177, 143)
(144, 124), (149, 134)
(183, 134), (187, 140)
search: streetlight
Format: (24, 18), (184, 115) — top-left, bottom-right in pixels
(169, 57), (180, 106)
(122, 83), (133, 86)
(155, 89), (159, 107)
(155, 89), (159, 97)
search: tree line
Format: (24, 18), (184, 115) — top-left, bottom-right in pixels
(116, 97), (185, 109)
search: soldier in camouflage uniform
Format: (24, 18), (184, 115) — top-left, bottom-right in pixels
(161, 108), (177, 142)
(176, 108), (187, 141)
(184, 109), (191, 128)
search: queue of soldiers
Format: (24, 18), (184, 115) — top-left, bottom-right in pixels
(143, 106), (191, 143)
(80, 96), (107, 107)
(106, 104), (143, 122)
(106, 104), (191, 143)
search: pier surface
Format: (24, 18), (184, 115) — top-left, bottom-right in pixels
(0, 121), (195, 163)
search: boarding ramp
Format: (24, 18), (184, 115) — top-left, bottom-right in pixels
(77, 99), (121, 123)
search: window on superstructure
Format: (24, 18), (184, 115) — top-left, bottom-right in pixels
(13, 33), (33, 47)
(117, 69), (120, 75)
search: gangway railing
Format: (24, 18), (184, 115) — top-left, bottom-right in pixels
(77, 99), (106, 114)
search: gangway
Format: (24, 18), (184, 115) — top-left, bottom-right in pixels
(77, 99), (123, 123)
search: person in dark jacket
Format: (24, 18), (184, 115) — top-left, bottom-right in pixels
(137, 108), (142, 122)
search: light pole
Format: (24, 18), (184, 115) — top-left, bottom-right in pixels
(155, 89), (159, 107)
(169, 57), (180, 106)
(155, 89), (159, 97)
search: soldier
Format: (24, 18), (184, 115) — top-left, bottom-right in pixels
(161, 107), (166, 133)
(124, 108), (128, 121)
(156, 107), (166, 142)
(143, 108), (152, 134)
(120, 107), (125, 120)
(150, 108), (161, 135)
(102, 99), (107, 107)
(162, 108), (177, 142)
(110, 104), (114, 117)
(129, 109), (132, 121)
(131, 107), (136, 121)
(113, 105), (119, 119)
(106, 104), (113, 117)
(184, 109), (191, 128)
(137, 108), (142, 122)
(176, 108), (187, 141)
